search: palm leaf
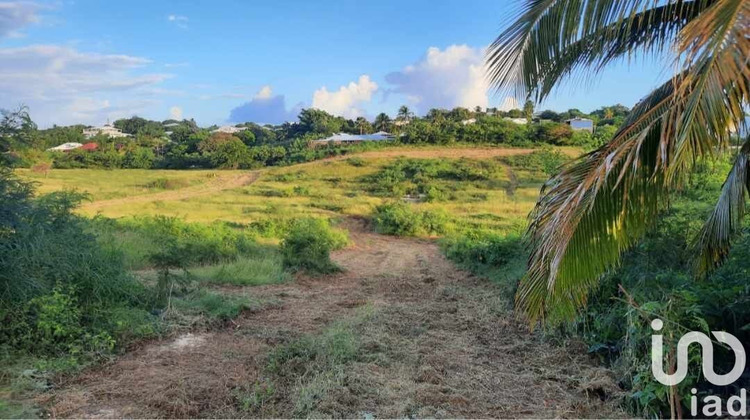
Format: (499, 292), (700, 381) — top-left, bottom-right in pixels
(695, 141), (750, 275)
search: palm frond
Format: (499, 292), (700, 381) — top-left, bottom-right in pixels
(494, 0), (750, 324)
(487, 0), (717, 101)
(695, 141), (750, 276)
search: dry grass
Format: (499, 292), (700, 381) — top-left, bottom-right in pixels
(43, 219), (624, 418)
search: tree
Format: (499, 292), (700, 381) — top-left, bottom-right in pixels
(523, 100), (534, 123)
(397, 105), (414, 122)
(355, 117), (372, 134)
(487, 0), (750, 324)
(373, 113), (392, 132)
(0, 106), (37, 152)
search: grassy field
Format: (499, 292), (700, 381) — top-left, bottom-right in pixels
(17, 146), (568, 233)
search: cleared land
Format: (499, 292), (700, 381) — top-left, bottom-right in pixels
(43, 219), (622, 418)
(13, 145), (624, 417)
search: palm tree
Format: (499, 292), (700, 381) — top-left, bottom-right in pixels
(397, 105), (414, 122)
(487, 0), (750, 324)
(373, 113), (392, 132)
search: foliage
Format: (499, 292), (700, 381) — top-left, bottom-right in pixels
(487, 0), (750, 324)
(372, 202), (451, 237)
(565, 159), (750, 417)
(0, 169), (154, 361)
(500, 148), (568, 176)
(280, 218), (348, 274)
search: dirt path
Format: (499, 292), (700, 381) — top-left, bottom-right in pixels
(81, 171), (260, 212)
(43, 220), (623, 418)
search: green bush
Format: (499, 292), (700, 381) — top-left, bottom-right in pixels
(372, 202), (451, 236)
(500, 148), (568, 176)
(281, 218), (348, 274)
(0, 170), (154, 361)
(143, 177), (190, 190)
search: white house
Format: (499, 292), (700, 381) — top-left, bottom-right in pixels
(504, 117), (528, 125)
(211, 125), (248, 134)
(47, 142), (83, 152)
(461, 118), (476, 125)
(565, 118), (595, 133)
(83, 123), (131, 139)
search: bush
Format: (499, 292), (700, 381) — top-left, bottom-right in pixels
(143, 177), (190, 190)
(0, 170), (153, 361)
(281, 218), (348, 274)
(500, 148), (568, 176)
(372, 202), (451, 236)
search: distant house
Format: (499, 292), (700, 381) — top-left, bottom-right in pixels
(83, 123), (131, 139)
(211, 125), (248, 134)
(393, 120), (410, 127)
(565, 118), (595, 133)
(504, 117), (528, 125)
(47, 142), (83, 152)
(311, 132), (394, 147)
(79, 142), (98, 151)
(461, 118), (476, 125)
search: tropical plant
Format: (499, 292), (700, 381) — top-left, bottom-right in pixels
(487, 0), (750, 324)
(373, 113), (392, 132)
(397, 105), (414, 122)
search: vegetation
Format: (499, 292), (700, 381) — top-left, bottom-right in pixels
(488, 0), (750, 326)
(3, 100), (622, 174)
(372, 202), (451, 237)
(280, 218), (348, 274)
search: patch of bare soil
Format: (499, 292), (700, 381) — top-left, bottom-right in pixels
(44, 218), (625, 418)
(81, 171), (260, 211)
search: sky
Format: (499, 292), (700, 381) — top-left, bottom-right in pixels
(0, 0), (672, 128)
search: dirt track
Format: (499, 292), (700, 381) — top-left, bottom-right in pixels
(43, 219), (623, 418)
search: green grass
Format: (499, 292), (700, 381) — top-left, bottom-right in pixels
(16, 146), (563, 236)
(16, 168), (219, 201)
(191, 252), (289, 287)
(173, 289), (270, 321)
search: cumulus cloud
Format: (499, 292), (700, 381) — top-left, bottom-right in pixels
(0, 2), (42, 39)
(228, 86), (301, 125)
(0, 44), (170, 126)
(385, 45), (517, 113)
(167, 14), (188, 29)
(311, 75), (377, 118)
(169, 106), (183, 120)
(254, 85), (273, 100)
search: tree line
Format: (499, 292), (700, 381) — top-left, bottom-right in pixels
(0, 103), (629, 170)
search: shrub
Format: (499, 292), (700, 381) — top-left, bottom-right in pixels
(372, 202), (451, 236)
(500, 148), (568, 176)
(345, 157), (366, 167)
(0, 169), (152, 361)
(281, 218), (348, 274)
(143, 177), (190, 190)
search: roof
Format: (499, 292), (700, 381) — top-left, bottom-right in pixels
(47, 142), (83, 151)
(312, 132), (394, 143)
(565, 118), (594, 123)
(80, 142), (98, 151)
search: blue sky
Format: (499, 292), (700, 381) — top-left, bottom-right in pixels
(0, 0), (670, 127)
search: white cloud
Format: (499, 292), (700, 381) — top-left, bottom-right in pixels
(0, 2), (42, 39)
(167, 14), (188, 29)
(385, 44), (518, 112)
(254, 85), (273, 100)
(169, 106), (183, 120)
(311, 75), (377, 118)
(0, 44), (170, 126)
